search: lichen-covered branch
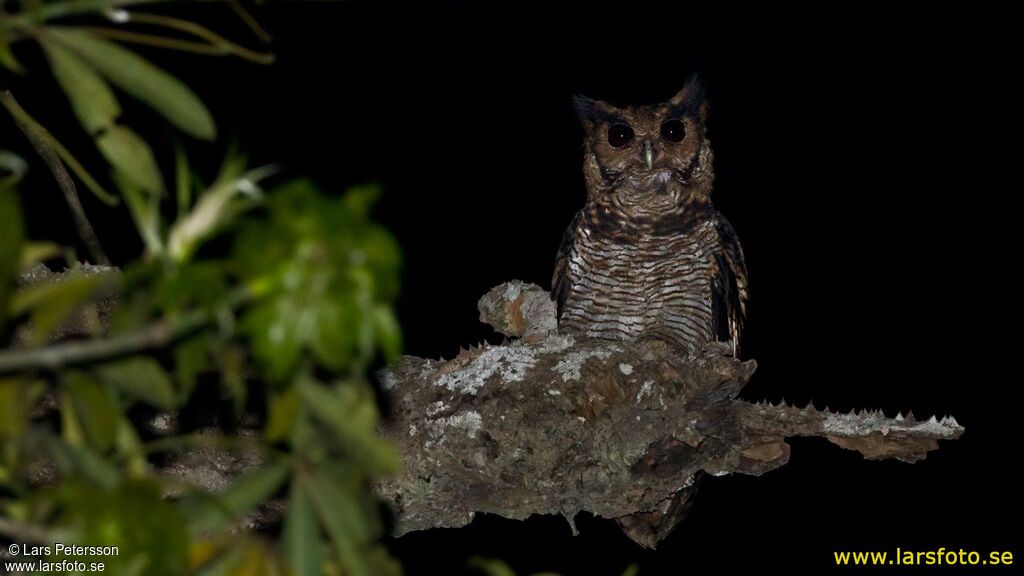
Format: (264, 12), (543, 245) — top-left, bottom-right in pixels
(374, 281), (963, 538)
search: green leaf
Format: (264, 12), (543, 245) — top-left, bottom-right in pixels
(57, 479), (189, 576)
(341, 184), (382, 220)
(0, 26), (25, 74)
(115, 416), (147, 477)
(168, 161), (271, 264)
(41, 39), (120, 135)
(19, 241), (61, 269)
(283, 476), (323, 576)
(192, 544), (248, 576)
(372, 304), (402, 362)
(0, 379), (24, 439)
(65, 371), (120, 451)
(467, 557), (518, 576)
(0, 89), (120, 205)
(0, 187), (23, 331)
(0, 378), (45, 439)
(174, 335), (209, 402)
(9, 273), (96, 315)
(47, 438), (120, 489)
(205, 540), (287, 576)
(191, 541), (283, 576)
(297, 378), (350, 434)
(175, 145), (190, 218)
(97, 125), (164, 194)
(184, 461), (288, 537)
(297, 378), (399, 475)
(241, 298), (303, 382)
(154, 261), (229, 312)
(45, 27), (216, 140)
(217, 344), (247, 415)
(303, 465), (376, 576)
(60, 384), (85, 446)
(232, 545), (284, 576)
(10, 274), (99, 344)
(95, 356), (175, 410)
(120, 177), (164, 256)
(265, 386), (300, 443)
(363, 546), (403, 576)
(360, 226), (402, 300)
(309, 296), (356, 372)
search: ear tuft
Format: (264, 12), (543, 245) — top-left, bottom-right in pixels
(572, 95), (598, 124)
(668, 74), (709, 124)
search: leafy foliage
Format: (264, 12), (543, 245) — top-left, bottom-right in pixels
(45, 25), (217, 140)
(0, 175), (404, 575)
(236, 181), (402, 381)
(1, 2), (403, 575)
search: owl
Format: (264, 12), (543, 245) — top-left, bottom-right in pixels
(552, 77), (748, 547)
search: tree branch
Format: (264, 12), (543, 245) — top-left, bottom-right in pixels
(0, 308), (205, 374)
(0, 266), (251, 375)
(372, 282), (964, 541)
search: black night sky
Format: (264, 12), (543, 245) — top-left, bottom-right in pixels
(7, 2), (1023, 573)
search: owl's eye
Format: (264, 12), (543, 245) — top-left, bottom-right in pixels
(607, 125), (634, 148)
(660, 119), (686, 143)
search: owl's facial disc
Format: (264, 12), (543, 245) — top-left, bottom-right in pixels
(577, 89), (710, 203)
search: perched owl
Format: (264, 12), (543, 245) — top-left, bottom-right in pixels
(552, 77), (748, 547)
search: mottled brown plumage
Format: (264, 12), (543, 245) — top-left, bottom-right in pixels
(553, 77), (748, 547)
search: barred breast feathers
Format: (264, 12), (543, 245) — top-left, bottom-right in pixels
(552, 197), (747, 356)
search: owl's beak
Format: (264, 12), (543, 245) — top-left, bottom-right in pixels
(641, 140), (657, 170)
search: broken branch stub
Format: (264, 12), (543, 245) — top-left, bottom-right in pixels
(375, 281), (964, 538)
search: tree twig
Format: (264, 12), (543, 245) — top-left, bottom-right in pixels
(126, 11), (274, 63)
(0, 272), (253, 375)
(0, 90), (111, 265)
(0, 308), (207, 374)
(81, 16), (274, 64)
(31, 0), (225, 23)
(77, 26), (239, 57)
(227, 0), (272, 43)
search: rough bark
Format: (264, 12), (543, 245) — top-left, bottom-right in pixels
(374, 281), (964, 538)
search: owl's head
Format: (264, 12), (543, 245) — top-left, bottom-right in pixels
(574, 77), (713, 207)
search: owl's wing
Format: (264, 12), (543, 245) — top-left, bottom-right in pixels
(551, 211), (581, 320)
(712, 213), (749, 355)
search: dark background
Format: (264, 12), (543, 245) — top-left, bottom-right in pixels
(7, 1), (1022, 573)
